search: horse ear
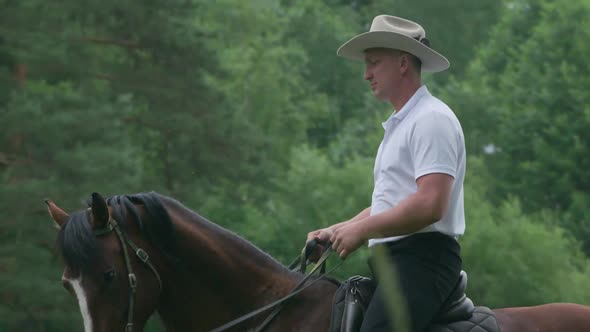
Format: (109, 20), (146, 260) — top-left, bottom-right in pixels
(45, 199), (69, 229)
(90, 192), (110, 229)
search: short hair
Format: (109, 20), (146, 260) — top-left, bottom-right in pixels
(406, 53), (422, 72)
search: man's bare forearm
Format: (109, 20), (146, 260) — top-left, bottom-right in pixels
(330, 207), (371, 231)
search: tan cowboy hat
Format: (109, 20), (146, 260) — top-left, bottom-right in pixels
(337, 15), (450, 73)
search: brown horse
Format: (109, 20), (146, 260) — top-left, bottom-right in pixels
(47, 192), (590, 332)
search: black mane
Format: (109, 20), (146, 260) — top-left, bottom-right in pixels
(57, 191), (296, 278)
(57, 210), (99, 272)
(56, 192), (175, 272)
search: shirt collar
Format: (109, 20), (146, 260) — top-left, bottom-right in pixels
(382, 85), (430, 129)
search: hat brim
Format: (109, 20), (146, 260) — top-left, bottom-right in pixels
(337, 31), (450, 73)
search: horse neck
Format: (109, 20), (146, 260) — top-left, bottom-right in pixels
(154, 205), (301, 330)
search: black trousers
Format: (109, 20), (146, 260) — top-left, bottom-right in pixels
(360, 232), (462, 332)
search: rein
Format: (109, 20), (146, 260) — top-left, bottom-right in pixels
(94, 218), (162, 332)
(209, 241), (342, 332)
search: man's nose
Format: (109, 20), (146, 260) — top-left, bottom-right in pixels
(364, 68), (372, 81)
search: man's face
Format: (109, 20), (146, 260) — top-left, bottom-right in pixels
(364, 48), (402, 101)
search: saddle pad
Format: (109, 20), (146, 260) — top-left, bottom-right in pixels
(427, 307), (500, 332)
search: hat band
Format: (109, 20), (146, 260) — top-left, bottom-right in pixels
(414, 36), (431, 48)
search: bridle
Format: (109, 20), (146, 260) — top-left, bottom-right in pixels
(94, 217), (162, 332)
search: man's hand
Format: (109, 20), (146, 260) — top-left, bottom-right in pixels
(330, 222), (367, 259)
(306, 228), (334, 262)
(307, 228), (334, 243)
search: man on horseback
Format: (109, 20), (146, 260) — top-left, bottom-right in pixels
(308, 15), (466, 332)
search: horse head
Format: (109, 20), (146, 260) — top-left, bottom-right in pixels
(48, 193), (162, 332)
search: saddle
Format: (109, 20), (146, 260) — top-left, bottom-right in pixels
(329, 271), (501, 332)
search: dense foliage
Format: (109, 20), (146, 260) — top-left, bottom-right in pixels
(2, 0), (589, 330)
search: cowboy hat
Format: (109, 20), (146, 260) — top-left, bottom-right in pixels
(337, 15), (450, 73)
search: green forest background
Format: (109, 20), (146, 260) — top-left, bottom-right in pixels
(2, 0), (590, 330)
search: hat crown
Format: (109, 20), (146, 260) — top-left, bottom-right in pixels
(370, 15), (425, 40)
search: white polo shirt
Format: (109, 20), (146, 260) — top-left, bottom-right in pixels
(368, 85), (466, 247)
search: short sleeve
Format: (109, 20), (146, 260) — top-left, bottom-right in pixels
(410, 112), (459, 180)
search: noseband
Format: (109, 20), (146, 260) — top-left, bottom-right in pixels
(95, 218), (162, 332)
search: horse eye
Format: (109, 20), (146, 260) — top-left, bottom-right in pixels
(103, 269), (116, 283)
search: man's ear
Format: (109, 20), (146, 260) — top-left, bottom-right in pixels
(399, 52), (411, 75)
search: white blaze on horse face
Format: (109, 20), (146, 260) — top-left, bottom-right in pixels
(64, 275), (93, 332)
